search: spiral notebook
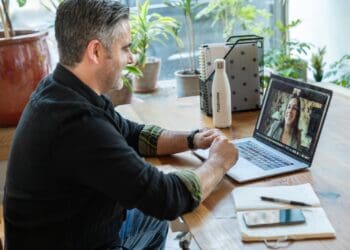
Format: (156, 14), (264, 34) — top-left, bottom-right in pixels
(199, 36), (263, 115)
(199, 43), (232, 81)
(232, 183), (336, 242)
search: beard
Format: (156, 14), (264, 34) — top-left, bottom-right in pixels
(101, 68), (124, 93)
(99, 78), (123, 94)
(112, 77), (124, 90)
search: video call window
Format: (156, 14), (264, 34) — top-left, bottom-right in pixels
(256, 79), (330, 160)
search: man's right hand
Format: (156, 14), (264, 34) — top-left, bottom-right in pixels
(208, 136), (238, 172)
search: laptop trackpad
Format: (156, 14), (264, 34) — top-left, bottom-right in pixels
(227, 156), (264, 181)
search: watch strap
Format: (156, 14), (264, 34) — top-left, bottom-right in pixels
(187, 129), (200, 149)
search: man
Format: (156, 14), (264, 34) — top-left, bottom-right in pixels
(4, 0), (238, 249)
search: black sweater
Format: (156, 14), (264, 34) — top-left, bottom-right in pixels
(4, 64), (197, 249)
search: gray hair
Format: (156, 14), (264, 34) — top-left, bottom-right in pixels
(55, 0), (129, 67)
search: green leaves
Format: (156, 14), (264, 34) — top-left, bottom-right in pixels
(165, 0), (200, 18)
(17, 0), (27, 7)
(324, 54), (350, 88)
(311, 46), (326, 82)
(40, 0), (64, 13)
(122, 65), (143, 92)
(164, 0), (200, 73)
(277, 19), (301, 34)
(265, 19), (310, 81)
(130, 0), (180, 67)
(276, 19), (301, 47)
(195, 0), (271, 39)
(125, 65), (143, 77)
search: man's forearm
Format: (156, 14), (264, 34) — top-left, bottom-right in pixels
(156, 130), (189, 155)
(194, 158), (227, 201)
(157, 132), (237, 203)
(156, 128), (222, 155)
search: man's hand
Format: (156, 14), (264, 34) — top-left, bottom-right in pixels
(208, 136), (238, 171)
(194, 135), (239, 201)
(193, 128), (224, 149)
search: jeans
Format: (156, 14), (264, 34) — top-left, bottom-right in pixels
(111, 209), (169, 250)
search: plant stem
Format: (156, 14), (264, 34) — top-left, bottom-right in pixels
(224, 5), (229, 39)
(186, 14), (195, 72)
(1, 0), (14, 37)
(184, 14), (191, 72)
(0, 4), (9, 37)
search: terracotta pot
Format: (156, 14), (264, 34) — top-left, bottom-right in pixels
(0, 30), (51, 126)
(134, 57), (160, 93)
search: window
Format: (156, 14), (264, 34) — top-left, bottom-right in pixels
(9, 0), (285, 80)
(124, 0), (286, 80)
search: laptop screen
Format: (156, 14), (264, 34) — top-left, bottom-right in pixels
(254, 75), (332, 163)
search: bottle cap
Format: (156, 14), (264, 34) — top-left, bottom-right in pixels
(215, 58), (225, 69)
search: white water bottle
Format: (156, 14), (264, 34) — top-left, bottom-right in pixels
(211, 59), (232, 128)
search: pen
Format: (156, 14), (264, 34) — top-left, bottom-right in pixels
(260, 196), (313, 207)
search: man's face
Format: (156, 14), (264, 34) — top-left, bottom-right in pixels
(99, 21), (133, 92)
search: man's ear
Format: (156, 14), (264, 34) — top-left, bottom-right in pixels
(86, 39), (103, 64)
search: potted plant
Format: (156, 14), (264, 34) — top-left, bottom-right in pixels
(166, 0), (207, 97)
(264, 19), (311, 83)
(310, 46), (326, 82)
(0, 0), (51, 126)
(130, 0), (180, 93)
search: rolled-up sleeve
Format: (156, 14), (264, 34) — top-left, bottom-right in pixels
(173, 170), (201, 205)
(138, 125), (164, 156)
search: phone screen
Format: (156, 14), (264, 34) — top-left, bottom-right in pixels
(243, 209), (306, 227)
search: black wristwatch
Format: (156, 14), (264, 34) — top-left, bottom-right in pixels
(187, 129), (200, 150)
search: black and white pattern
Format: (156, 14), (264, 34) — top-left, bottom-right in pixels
(199, 38), (263, 116)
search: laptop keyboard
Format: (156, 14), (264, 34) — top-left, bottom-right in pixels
(236, 141), (293, 170)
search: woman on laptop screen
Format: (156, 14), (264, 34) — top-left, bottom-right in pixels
(267, 94), (301, 149)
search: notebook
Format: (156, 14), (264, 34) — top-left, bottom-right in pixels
(232, 183), (336, 241)
(199, 43), (232, 81)
(194, 74), (333, 182)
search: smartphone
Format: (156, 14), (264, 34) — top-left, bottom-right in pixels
(243, 209), (306, 227)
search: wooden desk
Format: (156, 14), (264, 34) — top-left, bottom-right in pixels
(116, 87), (350, 250)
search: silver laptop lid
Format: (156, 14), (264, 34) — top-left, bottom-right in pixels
(253, 74), (332, 164)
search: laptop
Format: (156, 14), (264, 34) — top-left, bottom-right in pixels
(194, 74), (333, 182)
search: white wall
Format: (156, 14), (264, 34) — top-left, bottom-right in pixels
(289, 0), (350, 66)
